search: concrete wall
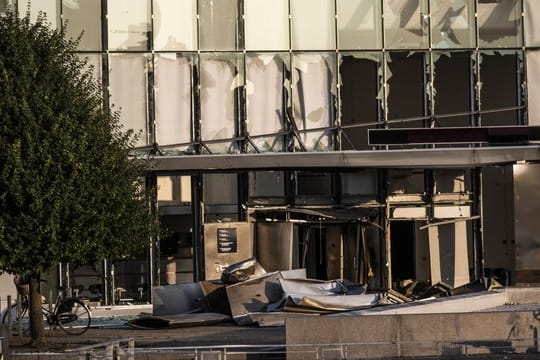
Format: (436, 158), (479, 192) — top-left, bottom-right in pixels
(286, 311), (540, 358)
(0, 273), (16, 314)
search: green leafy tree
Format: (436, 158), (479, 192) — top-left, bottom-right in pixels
(0, 7), (159, 344)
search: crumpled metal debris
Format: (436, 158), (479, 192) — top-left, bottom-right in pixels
(220, 257), (267, 284)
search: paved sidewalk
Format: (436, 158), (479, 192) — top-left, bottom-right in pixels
(7, 321), (285, 357)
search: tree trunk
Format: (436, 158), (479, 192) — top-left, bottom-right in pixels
(29, 275), (44, 345)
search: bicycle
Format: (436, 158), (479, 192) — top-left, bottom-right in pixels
(2, 287), (92, 335)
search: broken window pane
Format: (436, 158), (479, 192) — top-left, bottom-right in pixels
(341, 170), (378, 204)
(433, 52), (472, 127)
(480, 52), (520, 126)
(246, 54), (288, 152)
(388, 169), (424, 194)
(339, 53), (382, 150)
(199, 0), (239, 51)
(477, 0), (522, 48)
(19, 0), (59, 29)
(200, 54), (243, 154)
(154, 54), (193, 146)
(526, 51), (540, 125)
(383, 0), (428, 49)
(430, 0), (475, 49)
(153, 0), (197, 51)
(387, 52), (426, 124)
(524, 0), (540, 47)
(292, 53), (336, 151)
(291, 0), (336, 50)
(109, 53), (150, 147)
(296, 172), (334, 203)
(244, 0), (289, 51)
(337, 0), (382, 50)
(107, 0), (151, 51)
(433, 169), (470, 193)
(63, 0), (101, 51)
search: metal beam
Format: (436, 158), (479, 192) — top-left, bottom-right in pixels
(148, 146), (540, 173)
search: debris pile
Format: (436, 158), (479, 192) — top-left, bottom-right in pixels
(128, 258), (503, 329)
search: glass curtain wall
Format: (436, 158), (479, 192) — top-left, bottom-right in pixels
(28, 0), (525, 153)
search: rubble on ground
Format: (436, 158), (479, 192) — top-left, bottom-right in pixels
(128, 258), (504, 329)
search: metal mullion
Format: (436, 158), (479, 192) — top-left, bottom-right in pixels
(473, 0), (481, 127)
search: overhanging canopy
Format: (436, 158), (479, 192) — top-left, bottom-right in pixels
(148, 145), (540, 173)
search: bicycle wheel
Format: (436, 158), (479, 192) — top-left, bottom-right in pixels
(2, 303), (28, 324)
(57, 299), (91, 335)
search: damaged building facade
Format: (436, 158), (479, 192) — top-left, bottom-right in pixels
(3, 0), (540, 306)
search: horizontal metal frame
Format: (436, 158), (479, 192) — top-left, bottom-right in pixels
(148, 145), (540, 173)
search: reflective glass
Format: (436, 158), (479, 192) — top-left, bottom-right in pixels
(524, 0), (540, 47)
(200, 53), (243, 153)
(0, 0), (11, 12)
(79, 53), (102, 87)
(337, 0), (381, 50)
(19, 0), (59, 29)
(478, 0), (522, 48)
(292, 53), (337, 151)
(109, 54), (149, 147)
(383, 0), (428, 49)
(63, 0), (101, 51)
(291, 0), (336, 50)
(153, 0), (197, 50)
(108, 0), (151, 50)
(244, 0), (289, 50)
(199, 0), (239, 51)
(430, 0), (475, 49)
(154, 54), (193, 146)
(246, 54), (288, 152)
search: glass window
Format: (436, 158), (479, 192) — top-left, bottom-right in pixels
(0, 0), (13, 12)
(200, 53), (243, 154)
(109, 54), (150, 147)
(524, 0), (540, 47)
(63, 0), (101, 51)
(246, 53), (288, 152)
(19, 0), (59, 29)
(339, 53), (381, 150)
(249, 171), (285, 198)
(108, 0), (151, 50)
(479, 52), (520, 126)
(526, 51), (540, 125)
(341, 170), (377, 197)
(383, 0), (428, 49)
(291, 0), (336, 50)
(203, 174), (238, 205)
(430, 0), (475, 49)
(244, 0), (289, 51)
(153, 0), (197, 51)
(199, 0), (239, 51)
(386, 52), (426, 123)
(79, 54), (102, 87)
(292, 53), (336, 151)
(337, 0), (381, 50)
(154, 54), (193, 146)
(433, 52), (472, 127)
(478, 0), (522, 48)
